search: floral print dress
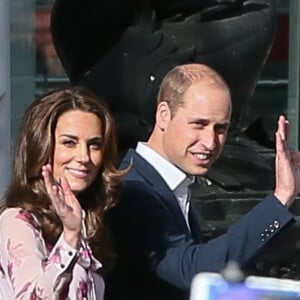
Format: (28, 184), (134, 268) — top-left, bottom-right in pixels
(0, 208), (104, 299)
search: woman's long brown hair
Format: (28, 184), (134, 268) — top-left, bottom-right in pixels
(1, 86), (126, 275)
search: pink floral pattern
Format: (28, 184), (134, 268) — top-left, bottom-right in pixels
(0, 208), (104, 299)
(77, 279), (88, 299)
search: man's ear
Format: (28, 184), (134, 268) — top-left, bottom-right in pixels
(156, 101), (171, 130)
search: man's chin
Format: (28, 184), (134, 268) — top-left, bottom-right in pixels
(185, 165), (210, 176)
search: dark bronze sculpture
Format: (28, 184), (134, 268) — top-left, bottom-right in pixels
(51, 0), (277, 191)
(51, 0), (300, 279)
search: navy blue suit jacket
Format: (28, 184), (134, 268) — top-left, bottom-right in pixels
(104, 149), (294, 300)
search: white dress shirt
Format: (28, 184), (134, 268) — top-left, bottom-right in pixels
(136, 142), (194, 229)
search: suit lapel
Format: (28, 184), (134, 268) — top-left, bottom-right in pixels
(188, 205), (203, 242)
(123, 149), (190, 234)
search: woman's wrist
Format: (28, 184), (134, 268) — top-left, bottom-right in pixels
(63, 231), (81, 249)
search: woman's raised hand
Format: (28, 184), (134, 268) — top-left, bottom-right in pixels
(42, 164), (82, 249)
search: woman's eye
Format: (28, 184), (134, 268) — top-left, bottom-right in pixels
(62, 140), (75, 146)
(89, 141), (102, 150)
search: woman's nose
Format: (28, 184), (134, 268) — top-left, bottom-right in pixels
(75, 145), (90, 163)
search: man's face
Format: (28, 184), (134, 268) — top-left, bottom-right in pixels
(159, 81), (231, 176)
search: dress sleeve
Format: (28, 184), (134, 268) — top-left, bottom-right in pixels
(0, 208), (78, 299)
(53, 234), (104, 300)
(76, 209), (102, 272)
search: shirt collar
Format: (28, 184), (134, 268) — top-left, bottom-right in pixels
(136, 142), (194, 191)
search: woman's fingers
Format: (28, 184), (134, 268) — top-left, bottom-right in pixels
(42, 164), (57, 198)
(41, 165), (82, 237)
(42, 164), (66, 212)
(60, 177), (81, 211)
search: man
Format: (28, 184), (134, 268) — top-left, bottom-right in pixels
(105, 64), (300, 300)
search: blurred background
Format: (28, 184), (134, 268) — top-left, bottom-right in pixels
(1, 0), (300, 280)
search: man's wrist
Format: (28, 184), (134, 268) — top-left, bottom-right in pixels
(273, 191), (292, 208)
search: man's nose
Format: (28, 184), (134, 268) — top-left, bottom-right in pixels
(201, 129), (216, 151)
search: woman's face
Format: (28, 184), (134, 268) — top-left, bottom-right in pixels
(52, 110), (104, 194)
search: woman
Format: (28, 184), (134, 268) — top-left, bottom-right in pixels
(0, 87), (124, 299)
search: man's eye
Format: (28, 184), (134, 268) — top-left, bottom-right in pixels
(216, 126), (228, 134)
(191, 122), (204, 129)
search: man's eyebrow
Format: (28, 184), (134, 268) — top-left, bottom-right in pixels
(187, 118), (230, 126)
(187, 117), (210, 123)
(216, 121), (230, 126)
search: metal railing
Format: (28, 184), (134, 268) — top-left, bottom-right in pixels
(287, 0), (300, 149)
(35, 74), (69, 97)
